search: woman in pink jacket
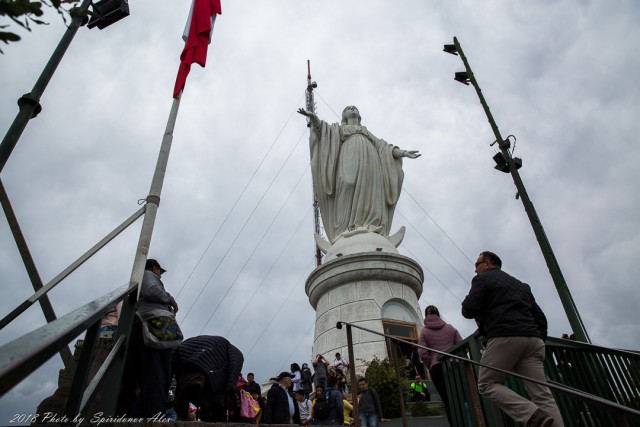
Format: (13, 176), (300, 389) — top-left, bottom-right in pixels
(418, 305), (462, 424)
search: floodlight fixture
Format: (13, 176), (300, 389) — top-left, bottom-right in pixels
(87, 0), (129, 30)
(493, 152), (522, 173)
(454, 72), (470, 85)
(443, 44), (458, 55)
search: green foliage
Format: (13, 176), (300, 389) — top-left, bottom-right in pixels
(0, 0), (81, 53)
(362, 357), (410, 418)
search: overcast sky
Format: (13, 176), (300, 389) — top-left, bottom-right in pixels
(1, 0), (639, 422)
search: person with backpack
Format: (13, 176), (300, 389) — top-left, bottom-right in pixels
(312, 379), (343, 425)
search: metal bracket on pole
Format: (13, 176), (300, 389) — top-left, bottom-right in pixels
(145, 194), (160, 206)
(17, 93), (42, 119)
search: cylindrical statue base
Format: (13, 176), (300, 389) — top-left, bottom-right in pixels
(306, 251), (424, 373)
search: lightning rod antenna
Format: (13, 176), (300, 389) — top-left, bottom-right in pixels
(306, 60), (323, 267)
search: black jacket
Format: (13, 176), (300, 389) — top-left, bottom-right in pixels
(301, 367), (313, 393)
(172, 335), (244, 393)
(461, 268), (547, 340)
(243, 381), (262, 397)
(263, 383), (300, 424)
(358, 388), (382, 418)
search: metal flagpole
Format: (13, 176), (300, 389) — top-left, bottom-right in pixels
(98, 93), (183, 414)
(129, 93), (182, 292)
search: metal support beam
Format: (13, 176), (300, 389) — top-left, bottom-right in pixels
(451, 36), (590, 343)
(0, 179), (72, 367)
(0, 205), (145, 330)
(78, 334), (125, 414)
(64, 321), (100, 419)
(345, 324), (360, 427)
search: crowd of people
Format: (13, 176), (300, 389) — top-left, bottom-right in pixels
(259, 370), (385, 427)
(259, 353), (370, 426)
(90, 250), (563, 427)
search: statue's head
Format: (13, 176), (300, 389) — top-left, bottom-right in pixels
(341, 105), (361, 124)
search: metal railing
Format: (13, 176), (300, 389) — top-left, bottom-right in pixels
(0, 282), (138, 420)
(336, 321), (640, 427)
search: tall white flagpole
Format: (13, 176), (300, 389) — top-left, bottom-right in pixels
(130, 92), (183, 293)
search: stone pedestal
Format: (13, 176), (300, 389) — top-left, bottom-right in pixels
(306, 251), (424, 372)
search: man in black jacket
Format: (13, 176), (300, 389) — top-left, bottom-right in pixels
(462, 251), (563, 427)
(263, 372), (300, 424)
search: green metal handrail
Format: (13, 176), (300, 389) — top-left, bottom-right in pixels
(0, 283), (137, 418)
(336, 322), (640, 427)
(441, 332), (640, 426)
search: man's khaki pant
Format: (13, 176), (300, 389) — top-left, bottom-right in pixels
(478, 336), (565, 426)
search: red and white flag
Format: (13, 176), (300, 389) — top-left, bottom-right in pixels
(173, 0), (222, 98)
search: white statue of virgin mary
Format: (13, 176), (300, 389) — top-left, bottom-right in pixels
(298, 106), (420, 247)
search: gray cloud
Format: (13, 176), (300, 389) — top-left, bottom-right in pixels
(1, 0), (639, 421)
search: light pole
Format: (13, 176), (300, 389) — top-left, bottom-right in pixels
(444, 36), (590, 343)
(0, 0), (130, 173)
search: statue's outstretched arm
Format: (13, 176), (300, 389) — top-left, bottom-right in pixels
(392, 147), (421, 159)
(297, 108), (320, 126)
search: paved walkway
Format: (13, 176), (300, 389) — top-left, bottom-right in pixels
(384, 415), (450, 427)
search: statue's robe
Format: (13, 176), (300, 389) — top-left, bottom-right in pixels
(310, 121), (404, 243)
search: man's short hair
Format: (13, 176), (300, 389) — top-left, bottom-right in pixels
(358, 378), (367, 383)
(277, 372), (292, 381)
(294, 389), (305, 396)
(247, 372), (254, 377)
(479, 251), (502, 268)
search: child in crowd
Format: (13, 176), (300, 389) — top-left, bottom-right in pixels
(295, 389), (313, 425)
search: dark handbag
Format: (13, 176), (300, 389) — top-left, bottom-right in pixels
(137, 308), (183, 349)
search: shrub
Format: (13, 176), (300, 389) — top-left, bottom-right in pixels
(362, 357), (409, 418)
